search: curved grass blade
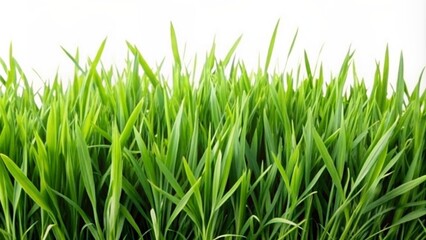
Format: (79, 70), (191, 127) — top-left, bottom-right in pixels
(0, 154), (53, 214)
(170, 22), (182, 68)
(126, 42), (159, 86)
(223, 35), (243, 67)
(265, 19), (280, 72)
(311, 127), (345, 201)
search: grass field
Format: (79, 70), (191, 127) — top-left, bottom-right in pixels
(0, 22), (425, 239)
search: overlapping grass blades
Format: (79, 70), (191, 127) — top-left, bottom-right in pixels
(0, 23), (426, 239)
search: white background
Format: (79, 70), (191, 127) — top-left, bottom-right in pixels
(1, 0), (425, 92)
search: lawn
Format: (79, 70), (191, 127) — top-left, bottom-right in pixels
(0, 22), (425, 239)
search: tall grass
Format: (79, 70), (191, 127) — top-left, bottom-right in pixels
(1, 22), (426, 239)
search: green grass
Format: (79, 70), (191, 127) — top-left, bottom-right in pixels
(1, 22), (426, 239)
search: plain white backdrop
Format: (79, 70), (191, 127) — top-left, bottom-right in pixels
(1, 0), (425, 91)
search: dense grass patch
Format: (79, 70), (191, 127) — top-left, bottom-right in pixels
(1, 23), (426, 239)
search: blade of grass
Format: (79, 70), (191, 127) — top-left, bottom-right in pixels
(264, 19), (280, 72)
(0, 154), (53, 214)
(170, 22), (182, 69)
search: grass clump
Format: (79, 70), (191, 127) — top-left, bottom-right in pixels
(0, 22), (426, 239)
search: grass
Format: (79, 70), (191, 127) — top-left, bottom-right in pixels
(0, 22), (426, 239)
